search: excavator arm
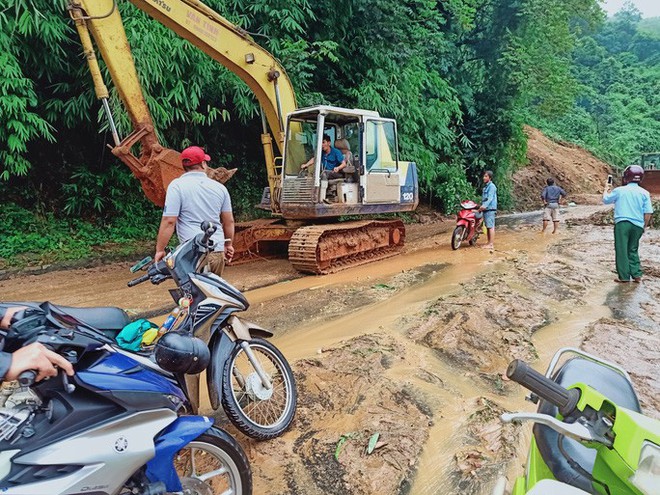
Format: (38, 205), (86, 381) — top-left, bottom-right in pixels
(67, 0), (297, 208)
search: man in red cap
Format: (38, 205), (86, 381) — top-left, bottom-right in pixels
(154, 146), (235, 276)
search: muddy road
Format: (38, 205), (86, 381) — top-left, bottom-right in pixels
(2, 205), (659, 494)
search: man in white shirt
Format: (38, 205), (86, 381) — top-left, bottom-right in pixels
(154, 146), (235, 276)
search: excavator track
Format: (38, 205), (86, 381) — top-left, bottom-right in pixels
(288, 220), (406, 274)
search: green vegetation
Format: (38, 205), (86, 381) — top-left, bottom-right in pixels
(0, 0), (656, 265)
(529, 5), (660, 168)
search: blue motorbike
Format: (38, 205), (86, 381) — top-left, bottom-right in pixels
(0, 305), (252, 495)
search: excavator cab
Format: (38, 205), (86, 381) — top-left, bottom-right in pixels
(279, 105), (419, 219)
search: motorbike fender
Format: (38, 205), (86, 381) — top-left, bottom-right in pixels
(206, 331), (235, 411)
(227, 315), (274, 340)
(145, 416), (214, 491)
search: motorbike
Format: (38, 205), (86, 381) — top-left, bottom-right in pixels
(125, 222), (297, 440)
(494, 347), (660, 495)
(8, 222), (297, 441)
(0, 306), (252, 495)
(451, 199), (484, 250)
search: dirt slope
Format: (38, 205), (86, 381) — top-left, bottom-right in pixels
(512, 126), (614, 209)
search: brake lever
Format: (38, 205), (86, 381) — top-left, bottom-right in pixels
(501, 412), (609, 446)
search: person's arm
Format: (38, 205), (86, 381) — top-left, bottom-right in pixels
(2, 342), (74, 382)
(301, 156), (314, 169)
(643, 213), (652, 230)
(333, 158), (347, 173)
(220, 210), (235, 262)
(156, 183), (181, 261)
(155, 216), (177, 262)
(541, 187), (547, 205)
(602, 187), (617, 204)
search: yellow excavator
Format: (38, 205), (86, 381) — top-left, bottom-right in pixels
(67, 0), (419, 274)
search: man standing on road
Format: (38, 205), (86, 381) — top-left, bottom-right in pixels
(154, 145), (235, 276)
(479, 170), (498, 250)
(541, 178), (567, 234)
(603, 165), (653, 283)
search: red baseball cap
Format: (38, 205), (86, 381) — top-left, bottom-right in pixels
(180, 146), (211, 167)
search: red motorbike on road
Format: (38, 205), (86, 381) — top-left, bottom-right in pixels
(451, 200), (483, 250)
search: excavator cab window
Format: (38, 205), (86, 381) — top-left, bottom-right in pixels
(365, 120), (399, 172)
(285, 120), (317, 176)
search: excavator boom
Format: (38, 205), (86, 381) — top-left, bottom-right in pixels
(68, 0), (296, 207)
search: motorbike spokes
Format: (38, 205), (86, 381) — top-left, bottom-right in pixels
(231, 351), (286, 425)
(175, 441), (237, 495)
(222, 338), (297, 439)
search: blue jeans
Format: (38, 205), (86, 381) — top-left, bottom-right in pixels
(483, 210), (496, 229)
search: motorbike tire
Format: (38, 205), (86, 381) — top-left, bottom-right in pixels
(451, 226), (465, 250)
(222, 338), (297, 440)
(168, 427), (252, 495)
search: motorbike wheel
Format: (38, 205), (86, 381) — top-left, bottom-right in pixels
(451, 226), (465, 250)
(222, 338), (297, 440)
(172, 428), (251, 495)
(469, 232), (480, 246)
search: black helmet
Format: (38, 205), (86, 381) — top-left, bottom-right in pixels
(154, 331), (210, 374)
(623, 165), (644, 184)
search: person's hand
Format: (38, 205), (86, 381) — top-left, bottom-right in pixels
(0, 306), (27, 330)
(5, 342), (74, 382)
(154, 250), (166, 262)
(301, 163), (309, 170)
(478, 205), (485, 212)
(224, 245), (235, 263)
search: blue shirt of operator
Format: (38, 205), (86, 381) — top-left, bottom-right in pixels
(321, 147), (345, 171)
(482, 182), (498, 211)
(603, 182), (653, 229)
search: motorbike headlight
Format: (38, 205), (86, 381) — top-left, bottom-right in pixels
(629, 441), (660, 495)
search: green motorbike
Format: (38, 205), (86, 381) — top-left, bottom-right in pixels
(494, 347), (659, 495)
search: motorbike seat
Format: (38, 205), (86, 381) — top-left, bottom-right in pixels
(52, 304), (131, 339)
(534, 357), (641, 493)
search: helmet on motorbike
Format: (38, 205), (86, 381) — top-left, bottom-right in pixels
(154, 331), (210, 374)
(623, 165), (644, 184)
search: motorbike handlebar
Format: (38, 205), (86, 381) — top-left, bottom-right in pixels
(200, 221), (217, 248)
(127, 273), (150, 287)
(18, 370), (37, 387)
(507, 359), (580, 417)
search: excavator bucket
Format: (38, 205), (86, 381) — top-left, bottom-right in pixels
(113, 146), (237, 207)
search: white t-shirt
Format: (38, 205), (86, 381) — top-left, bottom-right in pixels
(162, 171), (232, 251)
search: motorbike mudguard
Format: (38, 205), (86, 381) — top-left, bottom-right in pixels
(206, 318), (275, 410)
(207, 331), (234, 411)
(145, 416), (214, 491)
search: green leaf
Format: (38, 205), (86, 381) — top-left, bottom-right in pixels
(366, 432), (380, 455)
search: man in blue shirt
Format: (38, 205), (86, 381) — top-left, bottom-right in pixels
(603, 165), (653, 283)
(478, 170), (498, 250)
(301, 134), (346, 202)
